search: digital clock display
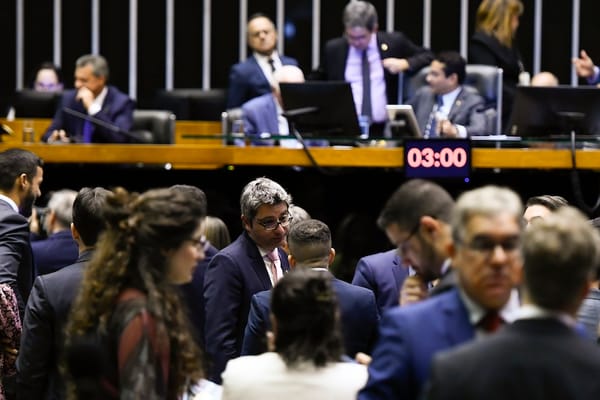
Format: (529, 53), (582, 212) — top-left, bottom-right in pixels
(403, 138), (471, 178)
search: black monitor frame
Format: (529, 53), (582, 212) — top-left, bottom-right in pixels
(279, 81), (361, 140)
(12, 89), (62, 118)
(507, 85), (600, 138)
(386, 104), (422, 138)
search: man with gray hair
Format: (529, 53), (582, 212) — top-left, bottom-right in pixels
(313, 1), (432, 136)
(426, 206), (600, 399)
(30, 189), (78, 275)
(359, 185), (523, 400)
(204, 177), (293, 383)
(43, 54), (135, 143)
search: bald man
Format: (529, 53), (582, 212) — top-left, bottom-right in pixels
(241, 65), (305, 147)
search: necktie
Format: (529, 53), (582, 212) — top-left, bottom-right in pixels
(425, 96), (444, 138)
(267, 58), (276, 73)
(361, 49), (372, 119)
(82, 120), (93, 143)
(478, 310), (504, 333)
(266, 249), (280, 285)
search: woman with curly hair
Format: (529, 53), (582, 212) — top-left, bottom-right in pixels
(64, 187), (208, 400)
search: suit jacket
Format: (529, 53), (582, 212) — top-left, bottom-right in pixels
(352, 249), (408, 315)
(408, 86), (487, 136)
(42, 85), (135, 143)
(358, 288), (474, 400)
(16, 250), (93, 400)
(203, 231), (290, 384)
(315, 31), (433, 105)
(178, 243), (219, 349)
(426, 318), (600, 400)
(241, 93), (279, 145)
(241, 270), (379, 357)
(226, 55), (299, 109)
(31, 230), (78, 276)
(0, 199), (35, 319)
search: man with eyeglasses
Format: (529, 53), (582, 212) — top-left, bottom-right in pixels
(203, 177), (292, 384)
(311, 1), (432, 137)
(226, 13), (299, 109)
(359, 185), (523, 400)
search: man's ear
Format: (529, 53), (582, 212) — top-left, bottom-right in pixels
(241, 215), (251, 232)
(328, 248), (336, 266)
(420, 215), (441, 235)
(289, 254), (297, 269)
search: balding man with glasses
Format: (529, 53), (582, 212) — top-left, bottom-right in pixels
(203, 177), (293, 384)
(359, 185), (523, 400)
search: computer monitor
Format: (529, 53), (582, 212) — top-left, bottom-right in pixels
(12, 89), (62, 118)
(279, 81), (361, 141)
(386, 104), (422, 138)
(507, 85), (600, 137)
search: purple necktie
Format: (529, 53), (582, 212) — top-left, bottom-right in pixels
(82, 120), (93, 143)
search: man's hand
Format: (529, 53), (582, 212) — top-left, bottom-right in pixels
(355, 352), (372, 366)
(573, 49), (595, 79)
(47, 129), (70, 143)
(382, 57), (410, 74)
(399, 275), (428, 306)
(76, 87), (95, 110)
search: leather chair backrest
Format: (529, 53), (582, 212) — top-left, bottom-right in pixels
(154, 89), (227, 121)
(131, 109), (175, 144)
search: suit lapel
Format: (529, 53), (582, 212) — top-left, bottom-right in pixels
(440, 289), (475, 345)
(447, 88), (466, 121)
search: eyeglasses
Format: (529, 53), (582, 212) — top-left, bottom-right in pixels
(398, 221), (421, 255)
(255, 214), (293, 231)
(188, 235), (210, 252)
(460, 235), (520, 258)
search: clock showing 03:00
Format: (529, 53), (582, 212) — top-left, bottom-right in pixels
(403, 138), (471, 179)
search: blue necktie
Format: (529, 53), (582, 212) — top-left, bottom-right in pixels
(82, 120), (93, 143)
(426, 96), (444, 138)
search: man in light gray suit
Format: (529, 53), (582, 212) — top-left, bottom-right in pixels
(408, 51), (487, 137)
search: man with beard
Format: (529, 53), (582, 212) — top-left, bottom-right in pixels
(0, 148), (43, 400)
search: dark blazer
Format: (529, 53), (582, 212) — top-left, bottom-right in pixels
(426, 318), (600, 400)
(358, 288), (474, 400)
(408, 86), (487, 136)
(241, 271), (379, 357)
(241, 93), (279, 145)
(42, 85), (135, 143)
(315, 31), (433, 105)
(16, 250), (93, 400)
(226, 55), (299, 109)
(0, 199), (35, 318)
(178, 243), (219, 349)
(469, 31), (523, 132)
(352, 249), (408, 315)
(203, 231), (290, 384)
(31, 230), (78, 276)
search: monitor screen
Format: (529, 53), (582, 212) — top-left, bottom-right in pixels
(507, 85), (600, 137)
(279, 81), (361, 140)
(12, 90), (62, 118)
(386, 104), (422, 138)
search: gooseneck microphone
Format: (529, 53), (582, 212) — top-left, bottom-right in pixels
(62, 107), (147, 143)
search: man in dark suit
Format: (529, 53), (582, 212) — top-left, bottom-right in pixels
(352, 249), (408, 315)
(226, 13), (299, 109)
(203, 177), (292, 383)
(0, 149), (43, 319)
(30, 189), (78, 275)
(42, 54), (135, 143)
(359, 185), (523, 400)
(425, 206), (600, 400)
(242, 219), (379, 358)
(408, 51), (487, 137)
(313, 1), (432, 135)
(17, 187), (110, 400)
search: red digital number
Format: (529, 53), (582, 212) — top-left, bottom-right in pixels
(406, 148), (422, 167)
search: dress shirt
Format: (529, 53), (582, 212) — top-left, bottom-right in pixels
(345, 35), (387, 123)
(438, 87), (467, 138)
(0, 195), (18, 213)
(459, 287), (520, 338)
(87, 86), (108, 116)
(254, 52), (282, 88)
(515, 304), (577, 328)
(260, 247), (283, 286)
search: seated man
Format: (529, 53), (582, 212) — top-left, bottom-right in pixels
(42, 54), (135, 143)
(226, 13), (298, 109)
(408, 51), (487, 137)
(241, 65), (304, 148)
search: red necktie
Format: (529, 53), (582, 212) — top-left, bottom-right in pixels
(478, 310), (503, 333)
(266, 249), (279, 285)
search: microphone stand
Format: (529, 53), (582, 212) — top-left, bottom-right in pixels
(63, 107), (148, 143)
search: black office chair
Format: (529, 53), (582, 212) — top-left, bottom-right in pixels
(400, 64), (504, 134)
(131, 109), (176, 144)
(154, 89), (227, 121)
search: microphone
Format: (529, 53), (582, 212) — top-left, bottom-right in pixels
(281, 106), (319, 121)
(62, 107), (149, 143)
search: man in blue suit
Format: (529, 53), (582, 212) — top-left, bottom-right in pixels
(17, 187), (110, 399)
(242, 219), (379, 358)
(203, 177), (292, 383)
(43, 54), (135, 143)
(358, 185), (524, 400)
(226, 13), (298, 109)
